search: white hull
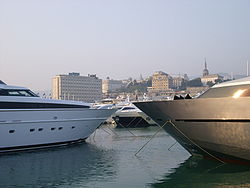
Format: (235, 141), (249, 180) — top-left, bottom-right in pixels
(0, 108), (114, 152)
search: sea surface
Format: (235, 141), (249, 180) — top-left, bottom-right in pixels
(1, 126), (250, 188)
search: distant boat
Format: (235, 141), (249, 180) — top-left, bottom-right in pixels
(0, 82), (115, 152)
(112, 104), (157, 128)
(134, 77), (250, 164)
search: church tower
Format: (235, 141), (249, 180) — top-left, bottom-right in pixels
(203, 58), (209, 77)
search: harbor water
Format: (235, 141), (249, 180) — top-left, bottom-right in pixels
(1, 126), (250, 188)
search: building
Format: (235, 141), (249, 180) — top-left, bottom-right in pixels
(52, 72), (102, 103)
(183, 73), (189, 81)
(201, 74), (223, 85)
(172, 76), (185, 89)
(200, 60), (223, 85)
(186, 86), (209, 97)
(148, 71), (173, 93)
(102, 77), (123, 94)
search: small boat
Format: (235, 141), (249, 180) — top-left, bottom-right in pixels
(0, 81), (115, 152)
(112, 104), (157, 128)
(134, 77), (250, 164)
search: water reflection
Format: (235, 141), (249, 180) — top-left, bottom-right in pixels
(0, 143), (117, 187)
(151, 157), (250, 188)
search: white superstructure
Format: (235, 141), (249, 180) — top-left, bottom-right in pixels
(112, 104), (157, 128)
(212, 76), (250, 88)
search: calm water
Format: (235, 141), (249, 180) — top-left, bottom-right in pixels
(1, 126), (250, 188)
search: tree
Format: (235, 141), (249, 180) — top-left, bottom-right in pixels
(186, 78), (203, 87)
(206, 81), (214, 87)
(215, 78), (223, 84)
(116, 79), (150, 93)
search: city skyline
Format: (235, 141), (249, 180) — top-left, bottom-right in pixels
(0, 0), (249, 91)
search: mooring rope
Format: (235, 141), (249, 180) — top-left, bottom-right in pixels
(167, 120), (226, 164)
(134, 121), (168, 156)
(168, 141), (177, 151)
(134, 119), (226, 164)
(126, 117), (137, 127)
(134, 117), (143, 128)
(116, 118), (137, 136)
(100, 126), (112, 135)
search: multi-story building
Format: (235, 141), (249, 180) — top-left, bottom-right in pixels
(102, 77), (123, 94)
(52, 72), (102, 103)
(148, 71), (173, 93)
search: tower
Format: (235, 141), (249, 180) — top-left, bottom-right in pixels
(203, 58), (209, 77)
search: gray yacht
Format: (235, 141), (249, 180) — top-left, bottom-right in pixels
(134, 77), (250, 164)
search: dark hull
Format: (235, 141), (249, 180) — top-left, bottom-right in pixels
(113, 116), (151, 128)
(134, 98), (250, 164)
(151, 157), (250, 188)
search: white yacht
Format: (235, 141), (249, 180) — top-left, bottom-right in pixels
(112, 104), (157, 128)
(0, 81), (116, 152)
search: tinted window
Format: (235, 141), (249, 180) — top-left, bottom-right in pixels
(199, 84), (250, 98)
(122, 107), (136, 110)
(0, 90), (8, 96)
(0, 89), (38, 97)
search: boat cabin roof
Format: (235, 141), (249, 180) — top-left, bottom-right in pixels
(0, 84), (28, 90)
(199, 77), (250, 99)
(212, 77), (250, 88)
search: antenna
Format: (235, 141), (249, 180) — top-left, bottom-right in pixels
(247, 60), (249, 77)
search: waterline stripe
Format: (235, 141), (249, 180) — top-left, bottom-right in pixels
(175, 119), (250, 122)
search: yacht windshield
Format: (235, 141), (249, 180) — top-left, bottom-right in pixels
(199, 84), (250, 98)
(0, 89), (38, 97)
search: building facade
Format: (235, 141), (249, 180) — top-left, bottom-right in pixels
(102, 77), (123, 94)
(201, 74), (223, 85)
(172, 76), (185, 89)
(148, 71), (173, 93)
(186, 86), (209, 97)
(52, 72), (102, 103)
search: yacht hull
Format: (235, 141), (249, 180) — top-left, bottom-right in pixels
(0, 108), (114, 152)
(113, 116), (151, 128)
(112, 110), (152, 128)
(134, 98), (250, 164)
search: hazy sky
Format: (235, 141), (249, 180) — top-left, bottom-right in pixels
(0, 0), (250, 91)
